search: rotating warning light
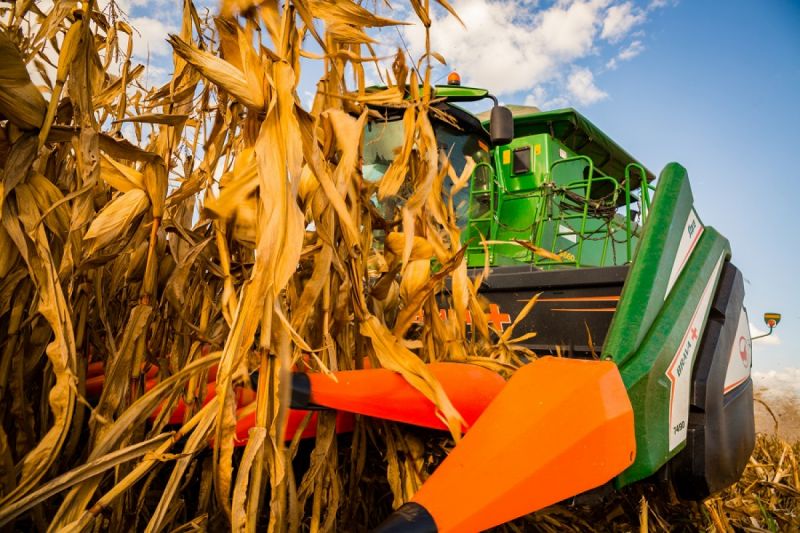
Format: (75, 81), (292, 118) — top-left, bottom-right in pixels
(447, 71), (461, 86)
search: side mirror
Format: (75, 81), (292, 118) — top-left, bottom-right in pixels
(489, 105), (514, 146)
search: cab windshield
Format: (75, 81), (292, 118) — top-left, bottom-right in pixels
(363, 113), (492, 224)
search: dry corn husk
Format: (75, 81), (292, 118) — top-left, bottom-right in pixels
(0, 31), (47, 131)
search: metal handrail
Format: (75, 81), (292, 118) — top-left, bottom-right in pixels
(624, 163), (648, 261)
(478, 155), (645, 268)
(558, 170), (621, 267)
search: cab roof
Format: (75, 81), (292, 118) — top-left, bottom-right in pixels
(366, 85), (655, 188)
(482, 106), (655, 188)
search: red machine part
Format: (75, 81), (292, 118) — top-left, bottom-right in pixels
(84, 361), (506, 444)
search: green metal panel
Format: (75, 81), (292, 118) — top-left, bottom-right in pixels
(614, 228), (729, 487)
(466, 133), (564, 266)
(464, 130), (644, 269)
(472, 134), (581, 266)
(604, 164), (700, 365)
(602, 164), (732, 486)
(432, 85), (490, 101)
(496, 133), (563, 192)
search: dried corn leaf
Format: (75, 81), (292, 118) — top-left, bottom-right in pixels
(114, 113), (189, 126)
(83, 188), (150, 254)
(100, 153), (146, 192)
(309, 0), (405, 28)
(0, 31), (47, 130)
(361, 315), (465, 440)
(169, 35), (266, 110)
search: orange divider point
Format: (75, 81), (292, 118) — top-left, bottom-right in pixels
(85, 363), (218, 398)
(87, 361), (105, 378)
(233, 408), (356, 446)
(85, 374), (105, 397)
(149, 382), (256, 425)
(409, 356), (635, 533)
(87, 359), (506, 448)
(306, 363), (506, 431)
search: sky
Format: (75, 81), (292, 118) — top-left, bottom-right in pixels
(113, 0), (799, 372)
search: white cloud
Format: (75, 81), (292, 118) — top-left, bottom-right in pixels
(601, 2), (645, 42)
(523, 86), (569, 109)
(535, 0), (609, 60)
(606, 39), (644, 69)
(129, 16), (178, 59)
(404, 0), (617, 96)
(647, 0), (671, 9)
(401, 0), (660, 107)
(566, 66), (607, 105)
(303, 90), (314, 110)
(618, 39), (644, 60)
(523, 86), (549, 108)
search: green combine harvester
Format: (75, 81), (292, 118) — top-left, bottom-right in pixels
(353, 80), (763, 531)
(84, 80), (768, 531)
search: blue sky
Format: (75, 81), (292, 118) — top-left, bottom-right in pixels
(118, 0), (799, 371)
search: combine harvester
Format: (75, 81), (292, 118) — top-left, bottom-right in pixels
(87, 79), (773, 531)
(358, 78), (763, 531)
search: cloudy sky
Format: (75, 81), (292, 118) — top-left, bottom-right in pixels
(114, 0), (669, 106)
(402, 0), (663, 107)
(114, 0), (799, 372)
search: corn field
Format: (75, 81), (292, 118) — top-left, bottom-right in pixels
(0, 0), (525, 529)
(0, 0), (797, 531)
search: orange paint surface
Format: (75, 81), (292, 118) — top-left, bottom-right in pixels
(307, 363), (506, 431)
(411, 356), (635, 532)
(233, 409), (356, 445)
(85, 359), (508, 448)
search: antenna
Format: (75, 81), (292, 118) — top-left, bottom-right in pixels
(394, 26), (423, 81)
